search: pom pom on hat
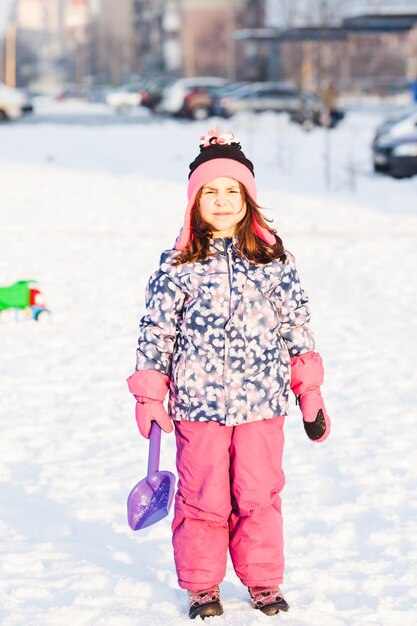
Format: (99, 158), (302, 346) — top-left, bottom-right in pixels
(188, 126), (255, 179)
(176, 127), (275, 250)
(199, 128), (241, 147)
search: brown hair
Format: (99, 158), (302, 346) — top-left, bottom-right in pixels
(173, 183), (287, 265)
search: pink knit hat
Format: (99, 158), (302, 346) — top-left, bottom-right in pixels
(175, 128), (276, 250)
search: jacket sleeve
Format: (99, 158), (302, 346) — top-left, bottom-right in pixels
(135, 263), (185, 376)
(273, 256), (315, 357)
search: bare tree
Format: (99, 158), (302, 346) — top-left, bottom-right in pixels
(307, 0), (342, 25)
(267, 0), (303, 27)
(268, 0), (342, 27)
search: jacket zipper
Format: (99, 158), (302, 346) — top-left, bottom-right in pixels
(224, 239), (233, 318)
(223, 239), (234, 420)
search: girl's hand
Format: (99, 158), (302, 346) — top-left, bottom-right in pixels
(127, 370), (172, 438)
(290, 351), (331, 443)
(135, 398), (173, 439)
(297, 390), (331, 442)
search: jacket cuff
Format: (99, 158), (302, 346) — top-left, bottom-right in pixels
(290, 351), (324, 396)
(127, 369), (170, 401)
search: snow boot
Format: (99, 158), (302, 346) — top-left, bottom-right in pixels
(188, 585), (223, 620)
(248, 585), (289, 616)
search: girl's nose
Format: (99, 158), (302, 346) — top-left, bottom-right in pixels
(215, 194), (226, 206)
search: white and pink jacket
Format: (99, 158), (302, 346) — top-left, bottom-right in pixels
(130, 237), (317, 426)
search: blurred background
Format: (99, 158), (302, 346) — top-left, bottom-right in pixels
(1, 1), (417, 101)
(3, 1), (417, 178)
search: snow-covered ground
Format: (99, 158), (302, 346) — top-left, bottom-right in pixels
(1, 100), (417, 626)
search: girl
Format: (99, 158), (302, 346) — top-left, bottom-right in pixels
(127, 128), (331, 620)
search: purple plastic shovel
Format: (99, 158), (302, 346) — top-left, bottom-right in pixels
(127, 422), (176, 531)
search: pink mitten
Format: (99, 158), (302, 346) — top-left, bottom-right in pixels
(135, 398), (173, 439)
(127, 369), (173, 439)
(290, 352), (331, 443)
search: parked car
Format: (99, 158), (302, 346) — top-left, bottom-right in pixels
(373, 105), (417, 144)
(372, 107), (417, 146)
(207, 82), (251, 114)
(181, 83), (242, 120)
(211, 82), (315, 121)
(372, 132), (417, 178)
(0, 280), (50, 321)
(159, 77), (227, 116)
(0, 80), (27, 120)
(106, 82), (145, 112)
(85, 85), (112, 104)
(55, 85), (83, 101)
(139, 76), (175, 112)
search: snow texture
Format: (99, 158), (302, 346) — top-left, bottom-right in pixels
(1, 100), (417, 625)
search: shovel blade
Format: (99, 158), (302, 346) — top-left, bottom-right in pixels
(127, 470), (175, 531)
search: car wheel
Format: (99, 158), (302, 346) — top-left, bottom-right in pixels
(389, 161), (412, 179)
(373, 163), (385, 173)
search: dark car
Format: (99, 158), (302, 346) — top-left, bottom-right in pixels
(180, 86), (214, 120)
(372, 106), (417, 147)
(159, 76), (227, 116)
(139, 76), (175, 112)
(180, 83), (244, 120)
(211, 82), (294, 117)
(211, 82), (320, 125)
(372, 132), (417, 178)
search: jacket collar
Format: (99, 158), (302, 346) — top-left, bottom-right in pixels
(209, 236), (239, 254)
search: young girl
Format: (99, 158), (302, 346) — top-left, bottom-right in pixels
(127, 128), (331, 620)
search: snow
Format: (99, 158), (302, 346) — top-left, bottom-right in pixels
(1, 99), (417, 625)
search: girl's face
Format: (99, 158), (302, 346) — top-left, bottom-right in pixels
(198, 177), (247, 237)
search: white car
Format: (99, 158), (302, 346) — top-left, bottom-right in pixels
(159, 76), (227, 116)
(105, 82), (144, 112)
(0, 81), (26, 120)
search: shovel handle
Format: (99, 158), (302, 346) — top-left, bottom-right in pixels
(147, 421), (161, 477)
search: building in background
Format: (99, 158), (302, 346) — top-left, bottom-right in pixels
(2, 0), (417, 96)
(95, 0), (136, 84)
(237, 0), (417, 95)
(65, 0), (91, 85)
(94, 0), (247, 84)
(237, 0), (267, 80)
(179, 0), (247, 79)
(14, 0), (66, 88)
(1, 0), (265, 89)
(133, 0), (174, 77)
(341, 0), (417, 94)
(1, 0), (94, 90)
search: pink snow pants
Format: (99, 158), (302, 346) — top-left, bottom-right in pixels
(172, 417), (286, 591)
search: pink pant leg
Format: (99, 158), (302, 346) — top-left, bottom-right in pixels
(172, 420), (233, 591)
(229, 417), (286, 587)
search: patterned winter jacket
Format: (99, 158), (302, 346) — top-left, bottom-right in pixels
(135, 237), (315, 426)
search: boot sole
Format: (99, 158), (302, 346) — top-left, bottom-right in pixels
(189, 600), (224, 620)
(258, 600), (290, 616)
